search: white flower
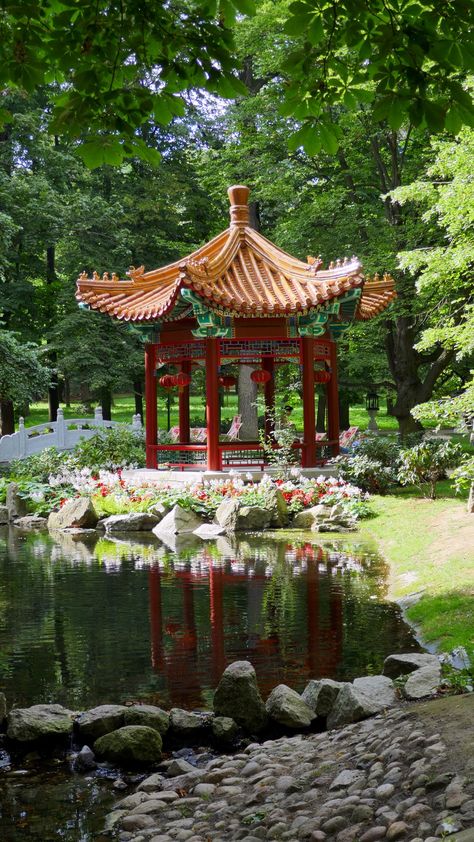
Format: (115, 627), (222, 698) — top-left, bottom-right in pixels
(30, 491), (44, 502)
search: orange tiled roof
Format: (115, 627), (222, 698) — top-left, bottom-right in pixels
(76, 186), (396, 322)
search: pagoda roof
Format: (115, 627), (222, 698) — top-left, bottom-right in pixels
(76, 185), (396, 323)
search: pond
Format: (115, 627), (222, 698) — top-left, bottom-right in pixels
(0, 526), (421, 840)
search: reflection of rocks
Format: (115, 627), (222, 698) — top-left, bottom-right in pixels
(153, 531), (203, 554)
(0, 506), (9, 524)
(49, 528), (99, 564)
(7, 704), (76, 742)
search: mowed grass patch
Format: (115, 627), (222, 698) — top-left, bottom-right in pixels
(359, 487), (474, 660)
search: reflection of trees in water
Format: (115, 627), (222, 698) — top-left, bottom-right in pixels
(0, 528), (420, 709)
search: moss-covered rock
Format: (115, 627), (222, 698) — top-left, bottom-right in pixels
(94, 725), (162, 765)
(7, 704), (76, 742)
(213, 660), (267, 733)
(123, 704), (169, 735)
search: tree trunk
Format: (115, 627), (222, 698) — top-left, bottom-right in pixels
(64, 377), (71, 407)
(46, 245), (60, 422)
(101, 388), (112, 421)
(0, 399), (15, 436)
(133, 380), (143, 419)
(238, 365), (259, 440)
(339, 391), (350, 431)
(316, 392), (326, 432)
(48, 360), (59, 423)
(468, 483), (474, 514)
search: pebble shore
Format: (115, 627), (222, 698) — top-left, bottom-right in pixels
(109, 704), (474, 842)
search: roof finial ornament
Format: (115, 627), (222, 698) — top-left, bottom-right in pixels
(228, 185), (250, 227)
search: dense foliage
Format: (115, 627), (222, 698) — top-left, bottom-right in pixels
(397, 439), (464, 499)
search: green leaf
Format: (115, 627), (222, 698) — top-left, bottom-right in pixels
(308, 15), (324, 45)
(302, 129), (321, 156)
(423, 100), (446, 132)
(319, 124), (339, 155)
(444, 105), (462, 135)
(284, 15), (308, 36)
(231, 0), (256, 13)
(387, 98), (405, 131)
(343, 90), (357, 109)
(351, 88), (375, 104)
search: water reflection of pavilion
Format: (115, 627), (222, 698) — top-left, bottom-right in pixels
(148, 544), (344, 706)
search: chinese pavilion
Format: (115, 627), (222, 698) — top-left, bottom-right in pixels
(76, 185), (396, 472)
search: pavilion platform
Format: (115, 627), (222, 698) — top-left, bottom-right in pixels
(123, 466), (337, 487)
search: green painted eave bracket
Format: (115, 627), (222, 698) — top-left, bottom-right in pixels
(181, 288), (233, 338)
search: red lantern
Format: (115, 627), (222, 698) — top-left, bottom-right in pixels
(219, 375), (237, 390)
(174, 372), (192, 388)
(314, 369), (331, 384)
(159, 374), (174, 388)
(250, 369), (271, 385)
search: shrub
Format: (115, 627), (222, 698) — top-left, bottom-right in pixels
(334, 454), (395, 494)
(353, 435), (401, 469)
(9, 447), (67, 482)
(397, 439), (464, 499)
(71, 427), (145, 472)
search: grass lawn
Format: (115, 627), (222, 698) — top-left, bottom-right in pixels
(20, 393), (443, 432)
(360, 483), (474, 661)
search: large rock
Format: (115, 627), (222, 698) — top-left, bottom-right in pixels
(266, 487), (289, 528)
(48, 497), (98, 530)
(266, 684), (315, 729)
(94, 725), (162, 765)
(7, 704), (76, 742)
(292, 504), (327, 529)
(153, 504), (203, 541)
(123, 704), (169, 735)
(169, 708), (211, 738)
(103, 513), (159, 533)
(327, 675), (397, 729)
(213, 660), (267, 733)
(0, 506), (9, 525)
(6, 483), (28, 521)
(215, 497), (240, 530)
(214, 498), (272, 531)
(76, 704), (128, 741)
(236, 505), (272, 531)
(301, 679), (344, 717)
(403, 664), (441, 699)
(383, 652), (440, 678)
(212, 716), (239, 745)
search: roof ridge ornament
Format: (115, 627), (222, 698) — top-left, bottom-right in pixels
(228, 184), (250, 227)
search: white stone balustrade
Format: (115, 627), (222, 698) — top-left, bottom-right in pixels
(0, 407), (142, 462)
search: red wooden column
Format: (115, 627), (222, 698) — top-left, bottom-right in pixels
(205, 337), (221, 471)
(301, 337), (316, 467)
(327, 340), (340, 457)
(263, 357), (275, 439)
(144, 343), (157, 468)
(179, 360), (191, 444)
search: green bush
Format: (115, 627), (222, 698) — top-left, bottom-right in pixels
(71, 427), (145, 472)
(397, 439), (464, 499)
(8, 448), (67, 483)
(334, 454), (395, 494)
(354, 435), (401, 469)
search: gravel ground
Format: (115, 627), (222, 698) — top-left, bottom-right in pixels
(107, 695), (474, 842)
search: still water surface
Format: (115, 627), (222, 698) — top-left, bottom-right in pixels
(0, 527), (420, 841)
(0, 528), (420, 709)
